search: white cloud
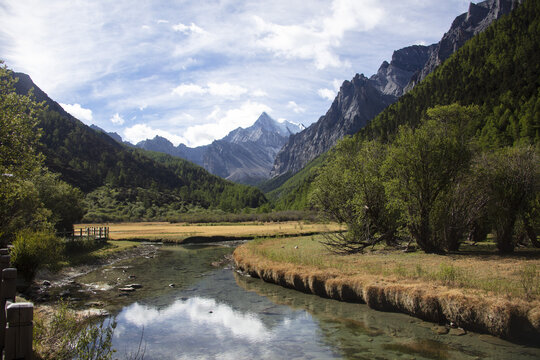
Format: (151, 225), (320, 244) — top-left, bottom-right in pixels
(317, 88), (336, 101)
(172, 22), (206, 35)
(110, 113), (125, 125)
(172, 82), (248, 99)
(317, 78), (343, 101)
(157, 19), (169, 24)
(60, 103), (93, 123)
(206, 107), (221, 120)
(171, 83), (206, 97)
(123, 101), (270, 147)
(207, 82), (247, 98)
(123, 124), (187, 146)
(252, 89), (267, 97)
(254, 0), (384, 69)
(287, 101), (305, 114)
(183, 101), (271, 147)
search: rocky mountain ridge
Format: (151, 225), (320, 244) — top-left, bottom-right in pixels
(134, 112), (303, 185)
(270, 0), (521, 179)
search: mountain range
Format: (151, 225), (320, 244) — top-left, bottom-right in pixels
(115, 113), (303, 185)
(10, 71), (267, 215)
(270, 0), (522, 179)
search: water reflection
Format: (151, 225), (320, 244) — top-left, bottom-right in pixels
(101, 245), (540, 360)
(113, 291), (338, 359)
(120, 298), (271, 341)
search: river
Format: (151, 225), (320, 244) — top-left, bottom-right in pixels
(69, 243), (540, 359)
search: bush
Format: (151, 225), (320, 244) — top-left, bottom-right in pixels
(10, 229), (64, 281)
(34, 300), (117, 360)
(519, 264), (539, 301)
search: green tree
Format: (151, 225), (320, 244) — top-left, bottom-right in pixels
(310, 138), (398, 253)
(473, 146), (540, 253)
(34, 171), (85, 233)
(0, 62), (45, 243)
(383, 105), (475, 253)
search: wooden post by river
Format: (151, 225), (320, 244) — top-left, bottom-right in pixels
(0, 249), (33, 359)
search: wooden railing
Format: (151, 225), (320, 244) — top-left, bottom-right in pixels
(0, 248), (33, 360)
(59, 226), (110, 242)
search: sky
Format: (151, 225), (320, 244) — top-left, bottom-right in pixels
(1, 0), (471, 147)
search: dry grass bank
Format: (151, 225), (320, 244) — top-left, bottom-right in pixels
(77, 221), (342, 242)
(233, 235), (540, 344)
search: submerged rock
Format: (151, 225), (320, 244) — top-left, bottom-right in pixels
(119, 287), (136, 292)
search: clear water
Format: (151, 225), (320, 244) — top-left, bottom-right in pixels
(74, 244), (540, 360)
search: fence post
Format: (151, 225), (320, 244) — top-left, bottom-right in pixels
(4, 302), (33, 360)
(0, 251), (10, 353)
(1, 268), (17, 354)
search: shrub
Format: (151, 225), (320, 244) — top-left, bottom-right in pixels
(10, 229), (64, 281)
(519, 264), (539, 301)
(34, 300), (117, 360)
(436, 263), (462, 286)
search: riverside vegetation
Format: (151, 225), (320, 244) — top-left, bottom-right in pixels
(234, 235), (540, 343)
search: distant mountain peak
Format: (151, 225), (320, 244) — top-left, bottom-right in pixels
(133, 111), (303, 185)
(90, 124), (124, 144)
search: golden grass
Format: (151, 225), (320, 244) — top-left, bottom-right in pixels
(234, 236), (540, 341)
(76, 221), (342, 242)
(239, 235), (540, 300)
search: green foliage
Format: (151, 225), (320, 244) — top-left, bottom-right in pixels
(311, 138), (398, 253)
(266, 153), (328, 211)
(383, 106), (474, 253)
(0, 63), (44, 178)
(435, 263), (463, 286)
(10, 229), (64, 281)
(471, 146), (540, 253)
(519, 264), (539, 301)
(34, 300), (117, 360)
(34, 171), (85, 233)
(360, 0), (540, 147)
(74, 320), (116, 360)
(0, 63), (46, 243)
(0, 64), (86, 242)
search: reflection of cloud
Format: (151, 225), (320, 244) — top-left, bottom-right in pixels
(123, 298), (271, 341)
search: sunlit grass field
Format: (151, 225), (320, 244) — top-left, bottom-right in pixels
(76, 221), (343, 242)
(240, 235), (540, 300)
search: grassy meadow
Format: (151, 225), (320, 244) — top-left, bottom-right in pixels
(238, 235), (540, 300)
(76, 221), (343, 242)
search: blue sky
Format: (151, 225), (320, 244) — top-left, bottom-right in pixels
(1, 0), (470, 147)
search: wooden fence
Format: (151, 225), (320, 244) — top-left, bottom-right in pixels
(59, 226), (110, 242)
(0, 248), (33, 360)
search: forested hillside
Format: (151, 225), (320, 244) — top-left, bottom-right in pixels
(361, 0), (539, 146)
(10, 72), (267, 221)
(269, 0), (538, 211)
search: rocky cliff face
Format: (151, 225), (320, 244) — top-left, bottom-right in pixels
(135, 112), (302, 185)
(270, 73), (398, 177)
(270, 0), (520, 179)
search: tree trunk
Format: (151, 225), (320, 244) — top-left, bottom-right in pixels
(496, 217), (516, 254)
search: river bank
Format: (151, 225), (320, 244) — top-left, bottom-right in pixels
(233, 236), (540, 345)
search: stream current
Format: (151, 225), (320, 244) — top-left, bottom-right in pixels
(67, 243), (540, 359)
